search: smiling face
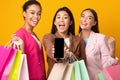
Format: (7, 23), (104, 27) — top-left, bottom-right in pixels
(23, 4), (41, 30)
(54, 11), (72, 35)
(80, 10), (96, 31)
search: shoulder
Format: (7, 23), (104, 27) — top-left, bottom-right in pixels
(15, 28), (26, 34)
(43, 33), (54, 39)
(15, 28), (27, 40)
(73, 33), (84, 42)
(91, 31), (106, 40)
(95, 33), (105, 37)
(15, 28), (29, 38)
(95, 33), (106, 40)
(93, 33), (108, 45)
(43, 33), (55, 41)
(72, 35), (84, 46)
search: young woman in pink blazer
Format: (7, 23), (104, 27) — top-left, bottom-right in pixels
(78, 8), (118, 80)
(11, 0), (46, 80)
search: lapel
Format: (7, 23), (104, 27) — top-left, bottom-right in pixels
(85, 31), (97, 56)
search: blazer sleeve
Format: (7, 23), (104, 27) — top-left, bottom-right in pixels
(42, 34), (57, 62)
(99, 35), (118, 68)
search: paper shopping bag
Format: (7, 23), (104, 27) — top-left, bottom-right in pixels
(78, 60), (90, 80)
(103, 65), (120, 80)
(62, 63), (74, 80)
(0, 46), (16, 79)
(73, 61), (81, 80)
(95, 72), (106, 80)
(1, 47), (17, 80)
(47, 63), (68, 80)
(19, 54), (29, 80)
(8, 50), (29, 80)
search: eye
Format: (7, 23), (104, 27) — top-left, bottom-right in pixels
(88, 16), (94, 21)
(37, 13), (41, 16)
(64, 16), (68, 19)
(56, 16), (60, 19)
(88, 17), (92, 20)
(37, 11), (41, 16)
(31, 12), (35, 14)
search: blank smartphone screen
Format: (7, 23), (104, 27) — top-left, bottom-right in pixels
(54, 38), (64, 58)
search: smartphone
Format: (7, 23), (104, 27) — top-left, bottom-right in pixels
(54, 38), (64, 59)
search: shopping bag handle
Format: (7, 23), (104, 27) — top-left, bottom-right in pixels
(3, 40), (12, 49)
(71, 53), (78, 60)
(68, 52), (78, 63)
(4, 40), (12, 46)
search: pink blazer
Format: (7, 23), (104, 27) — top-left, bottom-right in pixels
(85, 31), (118, 80)
(15, 28), (46, 80)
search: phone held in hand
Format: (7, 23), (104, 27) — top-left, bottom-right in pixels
(54, 38), (64, 59)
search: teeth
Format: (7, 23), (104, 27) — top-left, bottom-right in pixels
(33, 20), (37, 21)
(59, 24), (65, 26)
(32, 20), (38, 24)
(59, 25), (65, 26)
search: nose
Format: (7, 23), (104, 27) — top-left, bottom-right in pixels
(60, 17), (64, 22)
(34, 13), (38, 18)
(34, 13), (40, 18)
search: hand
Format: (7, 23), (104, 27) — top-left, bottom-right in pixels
(107, 36), (116, 58)
(52, 45), (71, 59)
(64, 47), (71, 58)
(52, 45), (55, 57)
(11, 35), (24, 51)
(108, 36), (116, 52)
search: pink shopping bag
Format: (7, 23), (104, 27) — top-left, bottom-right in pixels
(103, 65), (120, 80)
(0, 46), (16, 80)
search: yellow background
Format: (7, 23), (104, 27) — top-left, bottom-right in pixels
(0, 0), (120, 74)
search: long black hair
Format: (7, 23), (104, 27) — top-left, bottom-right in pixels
(51, 6), (75, 35)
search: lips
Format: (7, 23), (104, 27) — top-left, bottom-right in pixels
(81, 22), (87, 26)
(59, 24), (65, 29)
(32, 19), (38, 24)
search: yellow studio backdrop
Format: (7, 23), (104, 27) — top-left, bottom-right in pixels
(0, 0), (120, 74)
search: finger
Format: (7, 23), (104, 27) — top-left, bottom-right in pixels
(52, 44), (54, 48)
(64, 46), (67, 50)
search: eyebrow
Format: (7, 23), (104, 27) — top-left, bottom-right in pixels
(88, 16), (94, 18)
(29, 10), (40, 12)
(57, 14), (69, 16)
(81, 14), (94, 18)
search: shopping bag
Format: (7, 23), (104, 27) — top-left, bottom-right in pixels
(19, 53), (29, 80)
(73, 61), (81, 80)
(47, 63), (68, 80)
(1, 47), (17, 80)
(70, 53), (89, 80)
(48, 62), (74, 80)
(78, 60), (90, 80)
(62, 63), (74, 80)
(95, 72), (106, 80)
(8, 50), (29, 80)
(103, 65), (120, 80)
(0, 45), (16, 79)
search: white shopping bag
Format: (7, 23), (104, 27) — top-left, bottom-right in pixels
(19, 54), (29, 80)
